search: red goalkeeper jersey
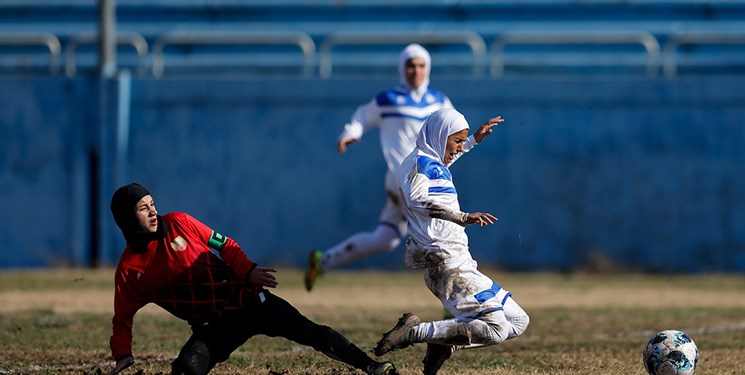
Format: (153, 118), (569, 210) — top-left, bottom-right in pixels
(110, 212), (256, 360)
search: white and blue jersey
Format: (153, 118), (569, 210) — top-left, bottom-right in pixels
(396, 141), (475, 270)
(399, 148), (517, 324)
(394, 108), (530, 346)
(339, 85), (453, 177)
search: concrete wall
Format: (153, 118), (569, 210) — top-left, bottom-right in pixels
(1, 75), (744, 271)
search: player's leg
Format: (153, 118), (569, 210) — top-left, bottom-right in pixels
(422, 343), (453, 375)
(306, 226), (401, 291)
(320, 220), (402, 269)
(502, 294), (530, 339)
(257, 290), (398, 375)
(413, 310), (511, 346)
(418, 276), (528, 374)
(305, 195), (406, 291)
(374, 311), (509, 375)
(413, 311), (509, 375)
(413, 289), (528, 349)
(170, 315), (252, 375)
(415, 301), (527, 375)
(374, 258), (524, 373)
(376, 312), (510, 354)
(171, 335), (213, 375)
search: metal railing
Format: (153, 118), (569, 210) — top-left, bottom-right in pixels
(64, 31), (148, 77)
(151, 30), (316, 78)
(490, 30), (662, 77)
(663, 31), (745, 77)
(0, 32), (61, 75)
(318, 30), (487, 78)
(5, 29), (745, 78)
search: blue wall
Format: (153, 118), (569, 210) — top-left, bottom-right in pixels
(0, 78), (94, 267)
(1, 75), (744, 271)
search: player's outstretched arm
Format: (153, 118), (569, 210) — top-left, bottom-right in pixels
(465, 212), (498, 226)
(473, 116), (504, 143)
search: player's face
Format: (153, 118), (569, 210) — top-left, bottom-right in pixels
(404, 57), (427, 88)
(134, 195), (158, 232)
(444, 129), (469, 164)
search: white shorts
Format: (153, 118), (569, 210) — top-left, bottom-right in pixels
(423, 256), (511, 320)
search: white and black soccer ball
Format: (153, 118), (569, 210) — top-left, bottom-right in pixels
(643, 329), (699, 375)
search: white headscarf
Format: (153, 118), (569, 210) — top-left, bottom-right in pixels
(416, 108), (469, 163)
(398, 43), (431, 92)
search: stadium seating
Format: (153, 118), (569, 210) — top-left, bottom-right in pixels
(1, 0), (745, 77)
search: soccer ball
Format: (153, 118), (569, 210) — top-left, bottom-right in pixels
(643, 330), (699, 375)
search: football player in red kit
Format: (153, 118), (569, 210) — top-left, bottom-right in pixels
(108, 183), (397, 375)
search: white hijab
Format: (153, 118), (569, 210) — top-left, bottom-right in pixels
(398, 43), (431, 93)
(416, 108), (469, 163)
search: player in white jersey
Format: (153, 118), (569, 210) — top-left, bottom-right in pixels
(305, 44), (454, 291)
(373, 108), (530, 375)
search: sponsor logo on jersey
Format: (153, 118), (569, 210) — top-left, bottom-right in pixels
(170, 236), (188, 252)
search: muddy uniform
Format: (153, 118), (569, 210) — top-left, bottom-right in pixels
(395, 109), (530, 349)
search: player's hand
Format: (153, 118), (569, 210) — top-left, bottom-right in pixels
(465, 212), (498, 226)
(473, 116), (504, 143)
(337, 136), (359, 153)
(249, 267), (278, 288)
(108, 355), (134, 375)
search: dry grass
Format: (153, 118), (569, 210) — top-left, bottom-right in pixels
(1, 268), (745, 374)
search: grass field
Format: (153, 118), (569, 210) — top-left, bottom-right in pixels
(1, 268), (745, 374)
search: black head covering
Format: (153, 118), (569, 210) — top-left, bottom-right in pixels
(110, 183), (166, 252)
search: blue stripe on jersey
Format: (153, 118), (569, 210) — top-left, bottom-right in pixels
(417, 155), (452, 181)
(381, 112), (430, 121)
(375, 88), (448, 108)
(429, 186), (456, 194)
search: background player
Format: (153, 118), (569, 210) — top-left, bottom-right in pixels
(305, 43), (454, 291)
(373, 109), (530, 374)
(107, 183), (397, 375)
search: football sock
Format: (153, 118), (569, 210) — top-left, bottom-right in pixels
(316, 326), (375, 370)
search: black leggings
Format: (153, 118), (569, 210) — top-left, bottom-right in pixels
(171, 290), (373, 375)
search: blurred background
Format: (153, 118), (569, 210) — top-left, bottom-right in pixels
(1, 0), (744, 272)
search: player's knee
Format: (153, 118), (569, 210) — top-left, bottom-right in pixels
(502, 297), (530, 339)
(489, 321), (511, 344)
(172, 339), (212, 375)
(508, 312), (530, 339)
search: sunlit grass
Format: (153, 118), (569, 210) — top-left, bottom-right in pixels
(1, 268), (744, 374)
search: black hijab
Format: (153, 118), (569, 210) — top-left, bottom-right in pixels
(110, 183), (167, 252)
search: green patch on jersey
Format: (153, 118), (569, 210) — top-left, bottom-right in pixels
(208, 230), (227, 250)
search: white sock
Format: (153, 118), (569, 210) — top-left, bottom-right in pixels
(321, 224), (400, 270)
